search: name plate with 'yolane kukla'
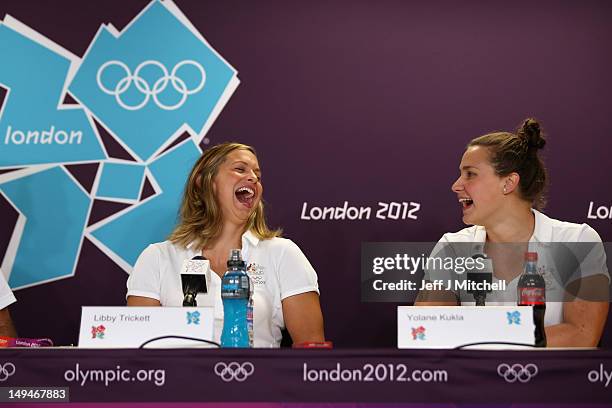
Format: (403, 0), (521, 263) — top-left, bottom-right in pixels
(398, 306), (535, 349)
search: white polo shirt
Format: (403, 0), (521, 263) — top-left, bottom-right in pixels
(126, 230), (320, 347)
(0, 270), (16, 310)
(425, 209), (609, 326)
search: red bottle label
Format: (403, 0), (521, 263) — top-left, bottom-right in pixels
(518, 287), (545, 305)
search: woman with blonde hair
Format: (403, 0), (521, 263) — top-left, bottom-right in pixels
(127, 142), (324, 347)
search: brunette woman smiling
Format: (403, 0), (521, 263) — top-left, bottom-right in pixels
(416, 119), (609, 347)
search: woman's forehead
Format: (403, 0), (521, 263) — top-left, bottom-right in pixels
(461, 145), (490, 167)
(224, 149), (259, 165)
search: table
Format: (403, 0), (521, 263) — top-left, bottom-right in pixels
(0, 348), (610, 404)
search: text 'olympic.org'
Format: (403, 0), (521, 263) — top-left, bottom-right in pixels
(64, 363), (165, 387)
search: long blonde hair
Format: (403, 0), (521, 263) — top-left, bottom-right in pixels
(169, 142), (281, 249)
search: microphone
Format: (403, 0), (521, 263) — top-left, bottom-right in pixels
(467, 254), (493, 306)
(180, 256), (209, 307)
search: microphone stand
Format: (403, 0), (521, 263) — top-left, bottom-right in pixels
(183, 292), (197, 307)
(469, 254), (492, 307)
(473, 291), (486, 306)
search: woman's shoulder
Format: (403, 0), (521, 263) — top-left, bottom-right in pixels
(255, 236), (316, 265)
(536, 210), (603, 242)
(257, 236), (301, 252)
(138, 240), (194, 261)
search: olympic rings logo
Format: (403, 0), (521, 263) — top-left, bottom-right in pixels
(96, 60), (206, 111)
(497, 363), (538, 383)
(0, 362), (16, 381)
(214, 361), (255, 382)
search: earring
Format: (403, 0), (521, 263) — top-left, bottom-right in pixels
(503, 186), (507, 194)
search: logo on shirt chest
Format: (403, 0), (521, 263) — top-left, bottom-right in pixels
(247, 263), (266, 286)
(538, 264), (557, 290)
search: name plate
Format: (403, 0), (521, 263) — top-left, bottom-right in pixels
(398, 306), (535, 349)
(78, 306), (215, 348)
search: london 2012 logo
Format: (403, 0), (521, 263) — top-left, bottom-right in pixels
(186, 311), (200, 325)
(0, 0), (239, 289)
(506, 311), (521, 325)
(411, 326), (426, 340)
(91, 325), (106, 339)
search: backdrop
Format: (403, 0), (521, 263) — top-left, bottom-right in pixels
(0, 0), (610, 347)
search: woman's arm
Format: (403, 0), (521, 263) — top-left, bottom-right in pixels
(282, 291), (325, 344)
(127, 296), (161, 306)
(546, 274), (609, 347)
(545, 275), (610, 347)
(0, 308), (16, 337)
(126, 244), (163, 306)
(546, 301), (608, 347)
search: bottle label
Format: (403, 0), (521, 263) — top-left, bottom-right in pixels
(518, 287), (545, 305)
(241, 275), (250, 289)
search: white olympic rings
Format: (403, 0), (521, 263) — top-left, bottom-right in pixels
(497, 363), (539, 383)
(0, 362), (16, 381)
(96, 59), (206, 111)
(214, 361), (255, 382)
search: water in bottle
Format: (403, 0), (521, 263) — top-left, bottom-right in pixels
(220, 249), (251, 348)
(247, 291), (254, 348)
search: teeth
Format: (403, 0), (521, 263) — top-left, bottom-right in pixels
(236, 187), (255, 196)
(459, 198), (473, 203)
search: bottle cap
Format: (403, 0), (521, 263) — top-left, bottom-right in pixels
(524, 252), (538, 261)
(227, 248), (246, 268)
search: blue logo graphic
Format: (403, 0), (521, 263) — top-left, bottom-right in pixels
(0, 166), (91, 287)
(69, 0), (238, 162)
(96, 161), (146, 202)
(506, 311), (521, 325)
(88, 139), (201, 267)
(0, 1), (238, 288)
(187, 311), (201, 325)
(0, 18), (106, 168)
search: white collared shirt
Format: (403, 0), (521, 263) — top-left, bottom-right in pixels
(126, 230), (319, 347)
(426, 209), (609, 326)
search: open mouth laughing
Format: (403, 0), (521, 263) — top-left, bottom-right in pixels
(459, 197), (474, 211)
(235, 186), (257, 209)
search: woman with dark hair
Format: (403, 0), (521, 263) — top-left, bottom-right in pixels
(416, 119), (609, 347)
(127, 142), (325, 347)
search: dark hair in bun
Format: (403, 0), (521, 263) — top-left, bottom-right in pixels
(468, 118), (548, 210)
(518, 118), (546, 151)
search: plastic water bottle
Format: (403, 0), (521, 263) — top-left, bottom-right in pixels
(517, 251), (547, 347)
(245, 264), (254, 347)
(220, 249), (251, 348)
(247, 290), (254, 348)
